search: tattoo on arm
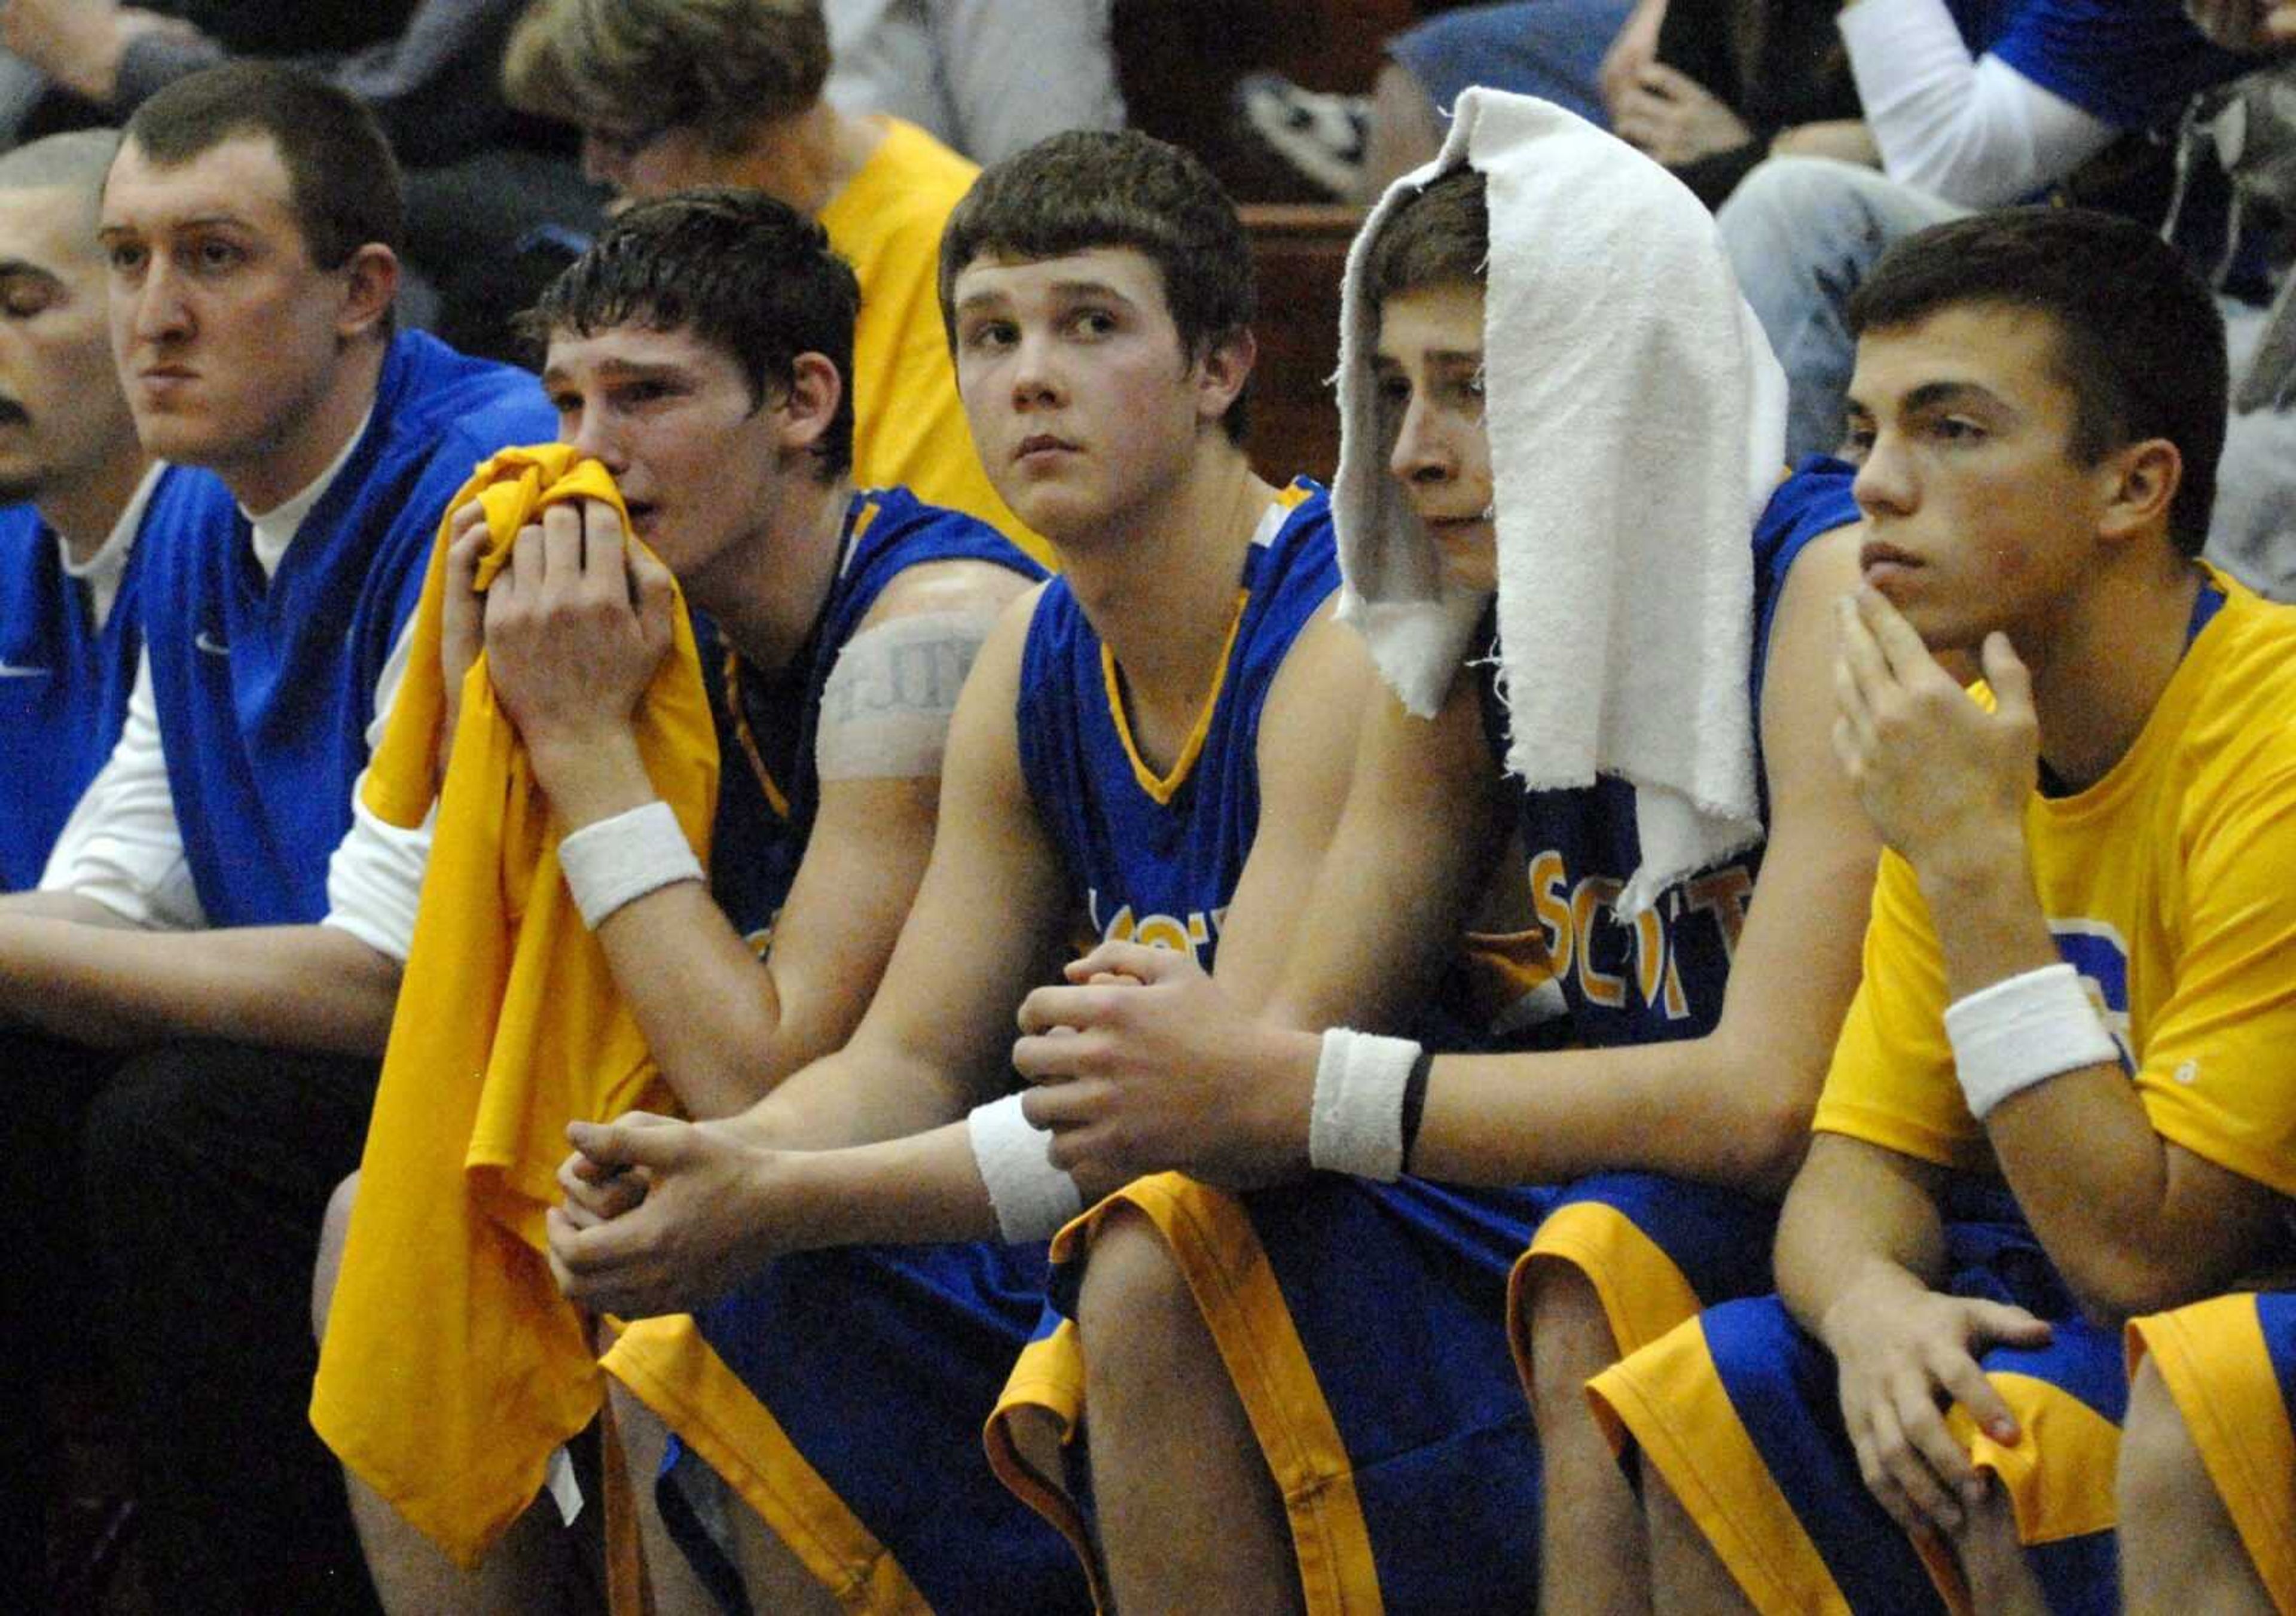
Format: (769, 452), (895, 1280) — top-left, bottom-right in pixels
(816, 611), (1000, 781)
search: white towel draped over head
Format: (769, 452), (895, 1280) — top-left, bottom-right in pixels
(1332, 87), (1788, 918)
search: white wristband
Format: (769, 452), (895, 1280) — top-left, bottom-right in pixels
(1943, 962), (2120, 1120)
(1308, 1027), (1418, 1181)
(967, 1093), (1083, 1243)
(555, 800), (705, 930)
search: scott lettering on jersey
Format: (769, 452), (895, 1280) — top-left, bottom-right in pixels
(1478, 458), (1861, 1050)
(1518, 775), (1757, 1046)
(1086, 888), (1228, 965)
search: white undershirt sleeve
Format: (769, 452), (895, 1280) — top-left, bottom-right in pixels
(1841, 0), (2118, 208)
(38, 650), (205, 929)
(319, 611), (432, 963)
(929, 0), (1125, 164)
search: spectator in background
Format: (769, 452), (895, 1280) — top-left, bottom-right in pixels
(1241, 0), (1636, 200)
(1608, 0), (1867, 210)
(502, 0), (1051, 565)
(1718, 0), (2242, 464)
(822, 0), (1124, 164)
(0, 0), (603, 362)
(1716, 0), (2296, 602)
(1241, 0), (1868, 212)
(2187, 0), (2296, 47)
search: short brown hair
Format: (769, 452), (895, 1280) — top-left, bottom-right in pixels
(521, 188), (858, 480)
(1364, 166), (1488, 309)
(938, 129), (1255, 443)
(502, 0), (831, 153)
(120, 62), (402, 269)
(1849, 208), (2227, 557)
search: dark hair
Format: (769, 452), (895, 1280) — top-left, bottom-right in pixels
(1848, 207), (2227, 557)
(502, 0), (830, 153)
(1364, 165), (1489, 308)
(938, 129), (1255, 443)
(521, 187), (858, 479)
(120, 62), (402, 270)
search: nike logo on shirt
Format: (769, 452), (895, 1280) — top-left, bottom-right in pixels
(0, 658), (50, 678)
(195, 630), (230, 658)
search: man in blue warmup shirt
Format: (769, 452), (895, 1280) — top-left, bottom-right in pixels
(0, 122), (204, 1603)
(0, 64), (552, 1611)
(0, 129), (184, 896)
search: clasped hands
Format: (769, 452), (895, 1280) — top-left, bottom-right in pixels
(542, 942), (1315, 1317)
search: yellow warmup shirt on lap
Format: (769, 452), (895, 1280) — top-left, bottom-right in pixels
(1813, 569), (2296, 1202)
(822, 116), (1053, 567)
(310, 444), (719, 1566)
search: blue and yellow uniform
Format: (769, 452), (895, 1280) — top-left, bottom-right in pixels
(2127, 1290), (2296, 1612)
(1503, 460), (1858, 1416)
(312, 473), (1040, 1563)
(1592, 571), (2296, 1614)
(604, 483), (1331, 1614)
(700, 486), (1043, 944)
(990, 463), (1860, 1612)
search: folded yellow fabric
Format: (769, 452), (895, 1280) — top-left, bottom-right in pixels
(312, 444), (720, 1566)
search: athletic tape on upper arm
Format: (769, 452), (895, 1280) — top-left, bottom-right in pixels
(816, 609), (1000, 780)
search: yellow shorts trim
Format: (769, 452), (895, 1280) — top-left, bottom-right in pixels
(602, 1313), (930, 1614)
(2130, 1296), (2296, 1611)
(1048, 1172), (1385, 1615)
(1946, 1372), (2120, 1546)
(1587, 1317), (1853, 1615)
(1507, 1199), (1706, 1400)
(1894, 1370), (2125, 1614)
(983, 1319), (1107, 1611)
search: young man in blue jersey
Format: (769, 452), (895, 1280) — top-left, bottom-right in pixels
(0, 63), (554, 1610)
(532, 129), (1374, 1613)
(1002, 93), (1879, 1612)
(310, 187), (1042, 1609)
(1587, 210), (2296, 1614)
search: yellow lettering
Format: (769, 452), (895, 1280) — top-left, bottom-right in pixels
(1661, 952), (1690, 1020)
(1573, 876), (1626, 1009)
(1131, 913), (1193, 953)
(1529, 849), (1574, 980)
(1633, 905), (1666, 1007)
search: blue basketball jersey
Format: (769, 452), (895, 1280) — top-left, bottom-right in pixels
(1485, 456), (1861, 1047)
(141, 331), (554, 927)
(0, 472), (193, 888)
(696, 486), (1043, 947)
(1016, 480), (1338, 970)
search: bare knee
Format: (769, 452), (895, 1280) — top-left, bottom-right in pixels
(2118, 1356), (2207, 1527)
(1519, 1260), (1623, 1434)
(312, 1169), (361, 1342)
(1645, 1466), (1759, 1616)
(1074, 1208), (1205, 1376)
